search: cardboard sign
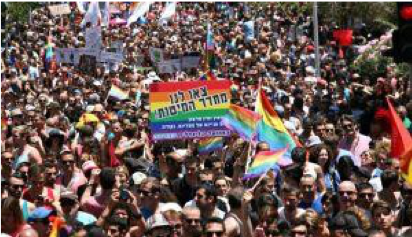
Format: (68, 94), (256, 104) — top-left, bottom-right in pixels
(149, 80), (232, 140)
(100, 51), (124, 64)
(85, 27), (102, 50)
(48, 4), (71, 16)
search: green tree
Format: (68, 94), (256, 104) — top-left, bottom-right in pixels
(5, 2), (41, 23)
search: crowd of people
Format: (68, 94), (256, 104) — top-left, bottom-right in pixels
(2, 2), (412, 237)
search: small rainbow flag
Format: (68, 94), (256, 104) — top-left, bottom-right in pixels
(222, 104), (261, 141)
(255, 89), (299, 157)
(401, 145), (412, 185)
(1, 118), (7, 130)
(200, 70), (217, 81)
(243, 147), (288, 180)
(198, 137), (224, 154)
(108, 85), (129, 101)
(206, 22), (214, 51)
(49, 216), (65, 237)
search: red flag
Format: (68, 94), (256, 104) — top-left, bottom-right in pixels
(401, 145), (412, 185)
(386, 98), (412, 158)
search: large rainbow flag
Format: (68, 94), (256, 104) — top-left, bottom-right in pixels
(255, 88), (298, 157)
(244, 147), (288, 180)
(198, 137), (224, 154)
(401, 145), (412, 185)
(222, 104), (261, 141)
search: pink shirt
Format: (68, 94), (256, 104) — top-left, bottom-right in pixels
(338, 133), (371, 167)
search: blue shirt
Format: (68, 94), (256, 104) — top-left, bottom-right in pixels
(299, 193), (323, 214)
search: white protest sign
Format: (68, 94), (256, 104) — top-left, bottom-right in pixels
(85, 27), (102, 50)
(48, 4), (71, 16)
(157, 61), (175, 74)
(111, 41), (123, 54)
(55, 48), (81, 64)
(149, 48), (164, 64)
(182, 56), (201, 69)
(100, 51), (124, 63)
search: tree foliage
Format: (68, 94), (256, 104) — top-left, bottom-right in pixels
(4, 2), (41, 23)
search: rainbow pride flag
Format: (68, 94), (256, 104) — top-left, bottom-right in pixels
(401, 145), (412, 185)
(206, 22), (214, 51)
(49, 216), (65, 237)
(255, 89), (298, 157)
(108, 85), (129, 100)
(198, 137), (224, 154)
(244, 147), (288, 180)
(222, 104), (261, 141)
(1, 118), (7, 130)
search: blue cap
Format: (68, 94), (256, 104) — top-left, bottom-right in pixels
(27, 207), (54, 222)
(76, 211), (97, 226)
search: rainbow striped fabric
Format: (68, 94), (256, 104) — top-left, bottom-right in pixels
(1, 118), (7, 130)
(401, 145), (412, 185)
(198, 137), (224, 154)
(49, 216), (65, 237)
(255, 89), (298, 157)
(222, 104), (261, 141)
(108, 85), (129, 100)
(206, 22), (214, 51)
(244, 147), (288, 180)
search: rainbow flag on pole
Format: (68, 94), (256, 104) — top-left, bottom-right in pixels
(198, 137), (224, 154)
(243, 147), (288, 180)
(401, 145), (412, 185)
(255, 89), (298, 157)
(108, 85), (129, 101)
(222, 104), (261, 141)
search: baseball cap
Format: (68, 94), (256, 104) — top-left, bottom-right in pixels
(146, 214), (170, 231)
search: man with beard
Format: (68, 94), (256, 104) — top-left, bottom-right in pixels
(182, 207), (202, 237)
(8, 172), (36, 221)
(194, 185), (225, 224)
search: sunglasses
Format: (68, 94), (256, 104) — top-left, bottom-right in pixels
(184, 218), (201, 225)
(205, 231), (224, 237)
(11, 184), (25, 190)
(359, 193), (374, 198)
(62, 160), (75, 166)
(339, 191), (356, 196)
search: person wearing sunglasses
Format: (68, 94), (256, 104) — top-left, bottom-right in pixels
(356, 182), (375, 214)
(203, 217), (227, 237)
(337, 181), (359, 213)
(59, 149), (87, 195)
(22, 165), (56, 207)
(337, 115), (371, 168)
(182, 207), (202, 237)
(8, 172), (37, 221)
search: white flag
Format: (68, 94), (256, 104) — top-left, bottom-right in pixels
(81, 2), (101, 28)
(77, 2), (88, 14)
(101, 2), (111, 27)
(127, 1), (152, 26)
(159, 2), (177, 22)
